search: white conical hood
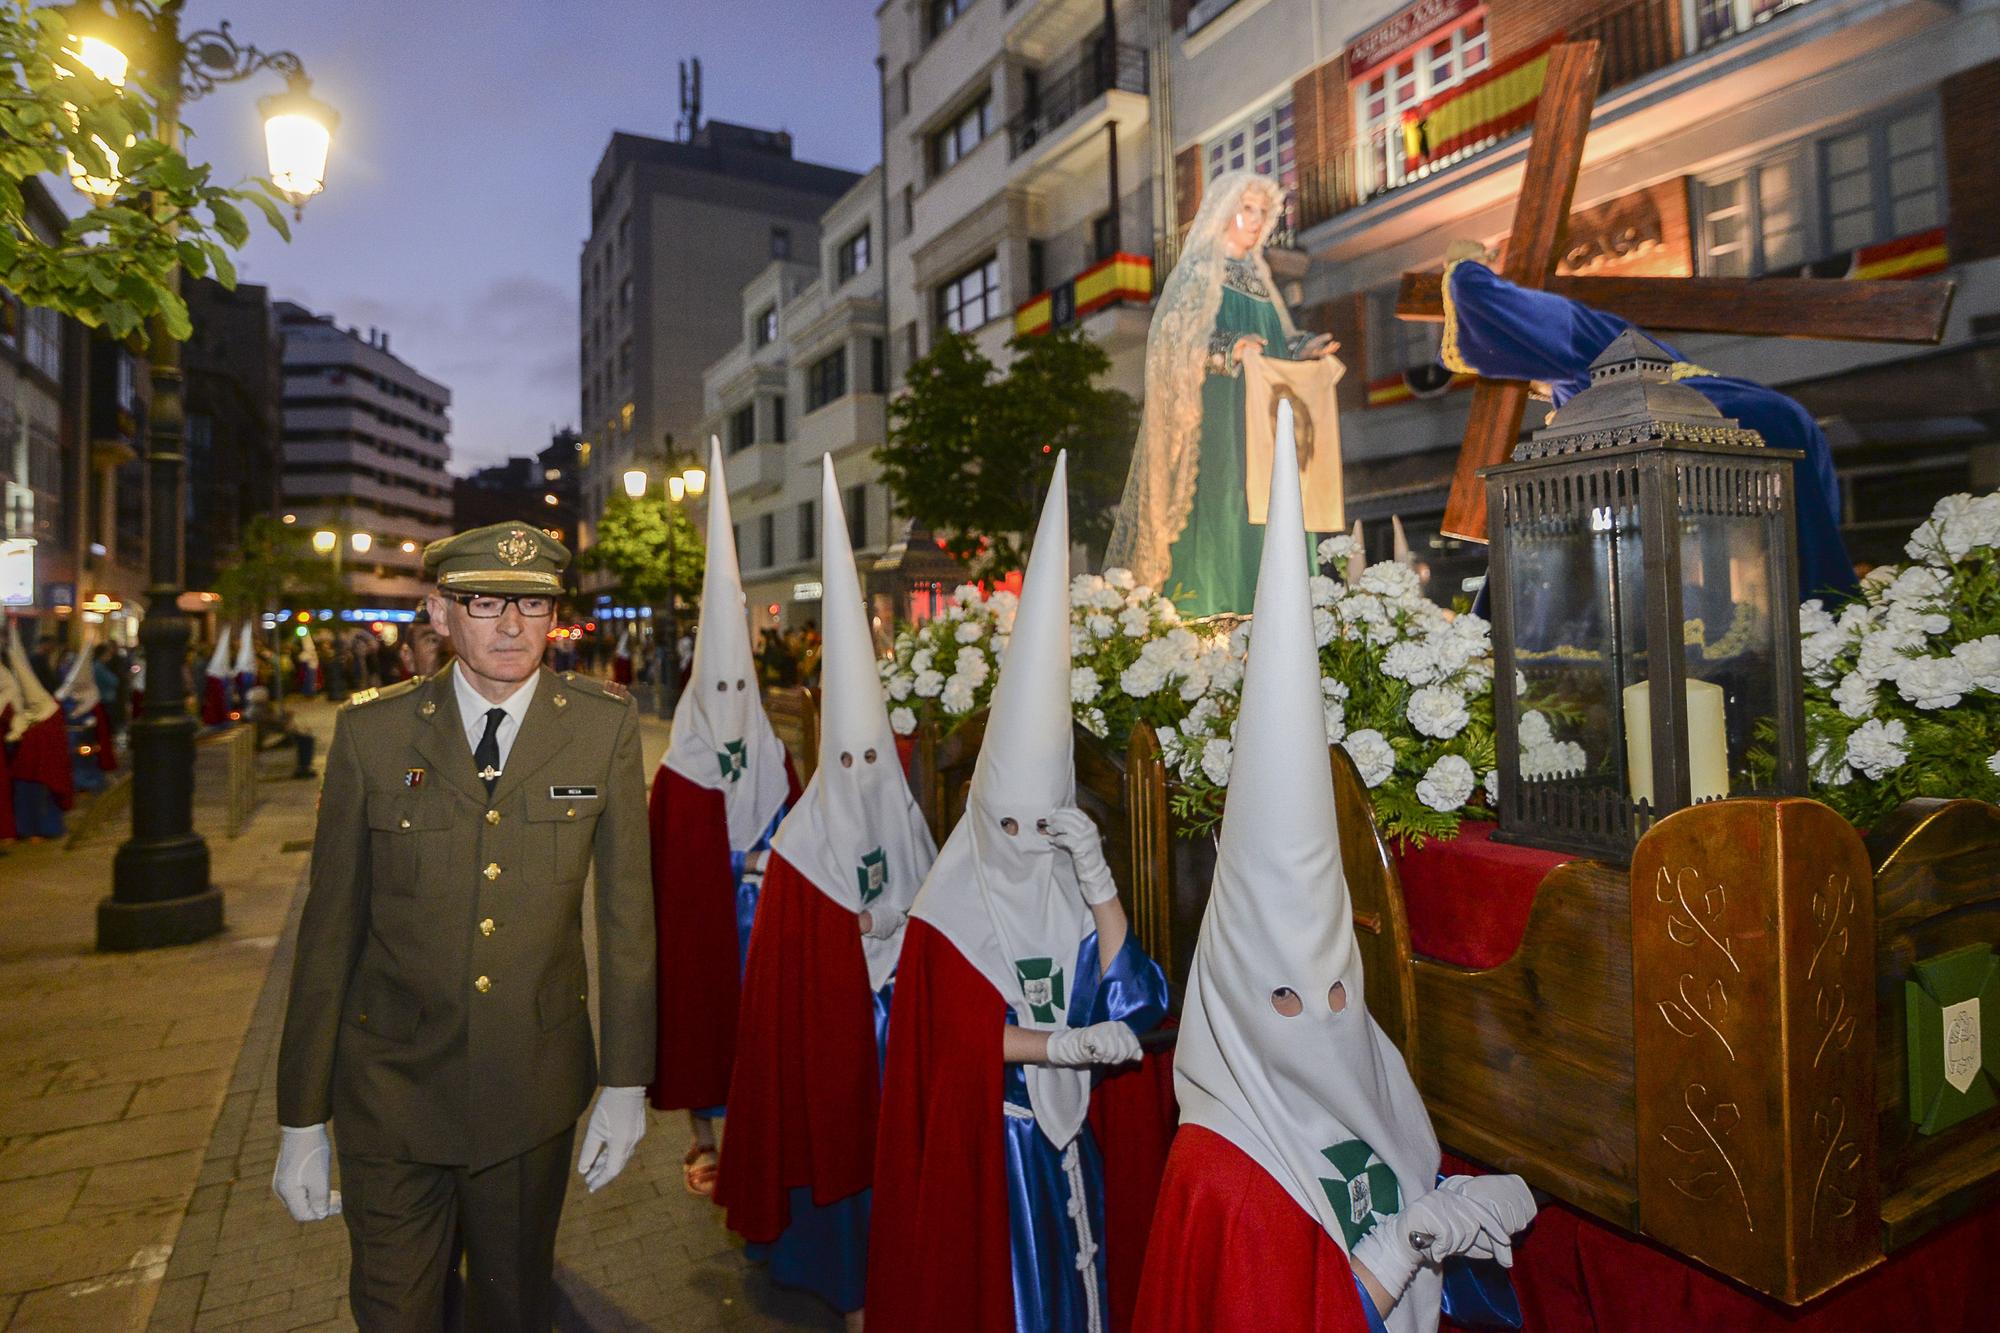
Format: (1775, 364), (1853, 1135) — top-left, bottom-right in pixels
(664, 437), (790, 849)
(298, 627), (318, 667)
(772, 456), (938, 989)
(1173, 403), (1443, 1332)
(233, 622), (257, 679)
(56, 629), (100, 714)
(1347, 518), (1367, 583)
(614, 627), (630, 659)
(5, 620), (59, 737)
(204, 626), (232, 679)
(0, 624), (28, 739)
(912, 453), (1096, 1148)
(1392, 514), (1412, 565)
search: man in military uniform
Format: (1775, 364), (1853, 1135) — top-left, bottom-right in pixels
(273, 522), (656, 1331)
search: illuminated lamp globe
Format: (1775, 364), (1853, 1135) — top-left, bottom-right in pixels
(312, 529), (337, 555)
(349, 531), (372, 554)
(668, 476), (685, 503)
(257, 80), (339, 216)
(682, 467), (707, 497)
(621, 468), (648, 499)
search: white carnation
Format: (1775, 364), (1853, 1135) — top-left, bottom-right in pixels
(1119, 605), (1151, 637)
(1321, 677), (1350, 701)
(1416, 754), (1476, 812)
(913, 669), (944, 698)
(1906, 492), (2000, 563)
(1086, 613), (1115, 639)
(886, 672), (914, 701)
(1105, 568), (1136, 591)
(1798, 599), (1836, 638)
(1884, 564), (1951, 610)
(1070, 667), (1101, 704)
(1988, 751), (2000, 778)
(1407, 685), (1470, 739)
(1518, 710), (1554, 749)
(1845, 717), (1910, 780)
(1831, 671), (1875, 720)
(955, 619), (985, 643)
(1309, 574), (1341, 608)
(1801, 628), (1846, 684)
(889, 706), (916, 735)
(1080, 708), (1109, 738)
(955, 647), (991, 683)
(1312, 607), (1337, 647)
(1855, 626), (1922, 685)
(1342, 729), (1396, 788)
(1120, 656), (1167, 698)
(940, 674), (975, 715)
(1321, 697), (1347, 744)
(1071, 573), (1107, 603)
(1382, 639), (1443, 685)
(1895, 655), (1974, 711)
(911, 648), (935, 675)
(1951, 635), (2000, 692)
(953, 583), (982, 606)
(1359, 561), (1422, 602)
(1316, 534), (1359, 568)
(1200, 737), (1234, 786)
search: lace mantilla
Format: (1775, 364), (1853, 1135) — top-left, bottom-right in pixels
(1223, 256), (1272, 301)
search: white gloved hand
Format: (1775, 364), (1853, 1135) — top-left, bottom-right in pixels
(1435, 1173), (1537, 1264)
(1044, 1020), (1143, 1067)
(577, 1086), (648, 1193)
(1040, 807), (1117, 906)
(1352, 1187), (1497, 1307)
(860, 905), (906, 940)
(271, 1124), (342, 1222)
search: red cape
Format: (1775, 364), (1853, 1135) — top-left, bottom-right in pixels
(12, 711), (74, 810)
(201, 675), (228, 726)
(866, 919), (1177, 1332)
(1136, 1124), (1373, 1332)
(0, 707), (15, 840)
(91, 702), (116, 772)
(715, 852), (881, 1242)
(647, 759), (800, 1112)
(612, 655), (633, 685)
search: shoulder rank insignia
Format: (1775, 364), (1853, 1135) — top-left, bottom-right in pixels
(553, 693), (568, 710)
(347, 687), (380, 707)
(601, 679), (630, 701)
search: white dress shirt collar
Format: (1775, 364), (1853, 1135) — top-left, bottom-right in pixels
(452, 663), (540, 766)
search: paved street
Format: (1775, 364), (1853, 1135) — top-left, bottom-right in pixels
(0, 696), (839, 1332)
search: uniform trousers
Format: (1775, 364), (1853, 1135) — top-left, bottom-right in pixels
(337, 1126), (574, 1333)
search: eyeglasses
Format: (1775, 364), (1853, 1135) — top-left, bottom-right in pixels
(447, 593), (556, 619)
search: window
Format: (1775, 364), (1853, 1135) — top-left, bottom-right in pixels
(838, 226), (872, 283)
(771, 227), (792, 260)
(772, 395), (788, 443)
(754, 304), (778, 347)
(930, 95), (992, 177)
(1820, 108), (1940, 254)
(1027, 239), (1046, 295)
(899, 66), (911, 121)
(22, 304), (61, 381)
(901, 185), (915, 238)
(926, 0), (971, 43)
(847, 483), (868, 548)
(798, 499), (817, 561)
(1698, 153), (1805, 277)
(729, 403), (757, 452)
(1349, 11), (1489, 194)
(1092, 213), (1118, 263)
(758, 513), (776, 569)
(115, 349), (138, 410)
(1206, 97), (1299, 190)
(618, 338), (633, 377)
(936, 256), (1000, 334)
(869, 337), (887, 394)
(807, 347), (848, 411)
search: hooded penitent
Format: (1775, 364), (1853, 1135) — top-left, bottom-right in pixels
(663, 437), (790, 850)
(201, 626), (232, 724)
(771, 456), (938, 990)
(5, 621), (59, 741)
(56, 635), (101, 715)
(1172, 403), (1444, 1332)
(910, 451), (1099, 1149)
(233, 621), (257, 696)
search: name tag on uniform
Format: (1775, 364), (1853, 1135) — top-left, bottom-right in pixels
(550, 786), (598, 799)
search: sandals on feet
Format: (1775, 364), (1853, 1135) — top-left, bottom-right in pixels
(683, 1141), (719, 1197)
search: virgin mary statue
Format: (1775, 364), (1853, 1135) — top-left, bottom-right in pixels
(1106, 170), (1339, 616)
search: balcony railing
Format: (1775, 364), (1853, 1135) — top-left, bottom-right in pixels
(1007, 42), (1148, 160)
(1297, 0), (1817, 231)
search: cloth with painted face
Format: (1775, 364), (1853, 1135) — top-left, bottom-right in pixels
(1138, 405), (1530, 1333)
(662, 437), (790, 850)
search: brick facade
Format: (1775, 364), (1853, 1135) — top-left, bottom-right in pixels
(1941, 57), (2000, 266)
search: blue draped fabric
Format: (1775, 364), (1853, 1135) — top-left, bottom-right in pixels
(697, 801), (792, 1121)
(66, 709), (108, 794)
(1445, 261), (1859, 602)
(751, 977), (897, 1315)
(11, 778), (63, 839)
(1003, 932), (1169, 1333)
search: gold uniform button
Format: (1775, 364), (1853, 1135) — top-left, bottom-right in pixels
(485, 809), (501, 826)
(479, 918), (495, 936)
(565, 806), (576, 819)
(484, 863), (501, 880)
(475, 975), (492, 993)
(399, 818), (411, 829)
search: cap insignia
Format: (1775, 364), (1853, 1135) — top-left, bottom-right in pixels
(496, 528), (540, 567)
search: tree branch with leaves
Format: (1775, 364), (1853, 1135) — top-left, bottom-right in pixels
(579, 493), (706, 610)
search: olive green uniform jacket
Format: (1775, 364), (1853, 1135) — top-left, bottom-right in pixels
(276, 667), (656, 1169)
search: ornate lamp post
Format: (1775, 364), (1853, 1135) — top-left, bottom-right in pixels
(621, 456), (706, 718)
(1484, 331), (1808, 862)
(63, 1), (339, 951)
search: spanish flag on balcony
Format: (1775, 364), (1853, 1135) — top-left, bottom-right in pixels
(1401, 36), (1562, 174)
(1015, 252), (1154, 336)
(1847, 226), (1948, 282)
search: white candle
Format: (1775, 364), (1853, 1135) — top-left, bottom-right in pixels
(1623, 678), (1730, 808)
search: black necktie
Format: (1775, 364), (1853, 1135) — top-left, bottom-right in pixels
(475, 707), (506, 796)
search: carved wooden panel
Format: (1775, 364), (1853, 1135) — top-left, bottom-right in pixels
(1632, 798), (1879, 1304)
(1330, 745), (1419, 1065)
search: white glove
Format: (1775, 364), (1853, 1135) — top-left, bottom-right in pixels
(1044, 1020), (1143, 1067)
(860, 905), (906, 940)
(1353, 1175), (1536, 1305)
(271, 1124), (341, 1222)
(1040, 807), (1117, 906)
(577, 1086), (648, 1193)
(1434, 1173), (1537, 1263)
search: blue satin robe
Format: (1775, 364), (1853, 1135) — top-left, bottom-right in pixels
(1003, 931), (1169, 1333)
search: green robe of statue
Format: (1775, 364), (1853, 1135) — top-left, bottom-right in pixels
(1167, 258), (1323, 617)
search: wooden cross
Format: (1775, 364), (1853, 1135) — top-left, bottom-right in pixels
(1392, 41), (1956, 542)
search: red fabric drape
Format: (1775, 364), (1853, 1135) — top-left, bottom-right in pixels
(1135, 1125), (1373, 1332)
(0, 706), (16, 840)
(12, 712), (74, 811)
(1394, 822), (1569, 968)
(92, 702), (116, 772)
(716, 853), (881, 1243)
(866, 919), (1014, 1332)
(201, 675), (228, 726)
(612, 656), (633, 685)
(648, 770), (741, 1111)
(1088, 1019), (1180, 1332)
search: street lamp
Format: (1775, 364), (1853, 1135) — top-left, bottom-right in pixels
(622, 467), (649, 499)
(348, 531), (372, 555)
(311, 528), (337, 554)
(71, 0), (340, 952)
(668, 476), (685, 503)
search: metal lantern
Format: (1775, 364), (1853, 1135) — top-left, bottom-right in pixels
(1484, 331), (1808, 861)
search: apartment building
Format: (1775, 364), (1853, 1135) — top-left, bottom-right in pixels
(1168, 0), (2000, 600)
(576, 122), (861, 545)
(701, 170), (903, 631)
(879, 0), (1166, 395)
(277, 303), (454, 606)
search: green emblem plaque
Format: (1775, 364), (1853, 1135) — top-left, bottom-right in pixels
(1905, 942), (1998, 1136)
(857, 848), (887, 905)
(1317, 1138), (1403, 1249)
(1014, 958), (1066, 1025)
(716, 739), (748, 783)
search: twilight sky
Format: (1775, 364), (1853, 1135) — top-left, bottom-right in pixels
(175, 0), (882, 473)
